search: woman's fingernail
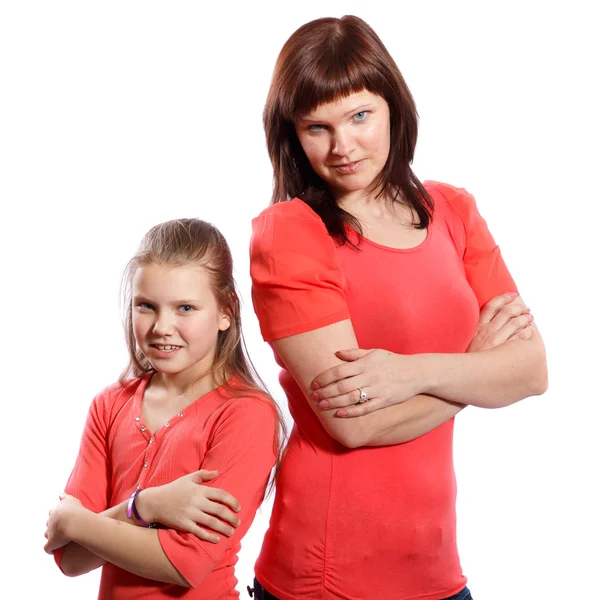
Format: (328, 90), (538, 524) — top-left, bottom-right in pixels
(312, 381), (320, 390)
(507, 292), (518, 298)
(319, 400), (329, 409)
(336, 410), (348, 418)
(529, 314), (534, 321)
(312, 391), (320, 400)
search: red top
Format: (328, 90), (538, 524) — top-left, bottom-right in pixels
(54, 375), (277, 599)
(250, 182), (517, 600)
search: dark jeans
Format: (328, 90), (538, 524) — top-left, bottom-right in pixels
(248, 578), (473, 600)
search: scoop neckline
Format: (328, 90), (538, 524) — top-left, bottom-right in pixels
(346, 222), (432, 254)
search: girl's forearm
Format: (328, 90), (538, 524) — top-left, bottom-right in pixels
(421, 334), (547, 408)
(65, 508), (189, 587)
(59, 498), (150, 577)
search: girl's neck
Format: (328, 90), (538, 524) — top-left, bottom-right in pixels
(152, 364), (218, 401)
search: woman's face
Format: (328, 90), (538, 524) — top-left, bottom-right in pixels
(294, 90), (391, 201)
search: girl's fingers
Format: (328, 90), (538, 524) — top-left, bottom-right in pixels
(198, 498), (241, 528)
(189, 523), (221, 544)
(193, 511), (236, 537)
(204, 488), (241, 514)
(189, 469), (219, 484)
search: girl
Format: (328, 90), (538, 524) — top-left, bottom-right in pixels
(45, 218), (282, 600)
(247, 15), (547, 600)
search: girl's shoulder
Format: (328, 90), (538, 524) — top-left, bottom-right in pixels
(90, 376), (147, 421)
(209, 381), (279, 437)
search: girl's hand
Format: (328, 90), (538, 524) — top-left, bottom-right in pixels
(467, 292), (533, 352)
(311, 349), (423, 417)
(311, 292), (533, 418)
(136, 470), (241, 544)
(44, 494), (83, 553)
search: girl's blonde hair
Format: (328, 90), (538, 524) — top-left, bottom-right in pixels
(120, 218), (287, 485)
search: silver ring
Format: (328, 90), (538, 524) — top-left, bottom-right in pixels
(358, 388), (368, 403)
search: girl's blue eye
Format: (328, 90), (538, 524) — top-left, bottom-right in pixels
(138, 302), (154, 310)
(179, 305), (194, 312)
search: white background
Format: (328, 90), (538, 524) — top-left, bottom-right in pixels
(1, 1), (598, 598)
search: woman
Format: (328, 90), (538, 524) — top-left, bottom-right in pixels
(249, 15), (547, 600)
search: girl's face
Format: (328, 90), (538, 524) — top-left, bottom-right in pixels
(132, 263), (230, 380)
(294, 90), (391, 202)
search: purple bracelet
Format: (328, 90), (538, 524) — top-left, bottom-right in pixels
(127, 488), (155, 528)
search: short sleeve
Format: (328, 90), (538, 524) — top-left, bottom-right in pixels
(430, 182), (518, 307)
(158, 397), (277, 589)
(250, 199), (350, 341)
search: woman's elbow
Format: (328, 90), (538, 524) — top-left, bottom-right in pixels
(530, 361), (549, 396)
(60, 559), (87, 578)
(328, 425), (367, 449)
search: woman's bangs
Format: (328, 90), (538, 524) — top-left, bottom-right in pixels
(286, 58), (382, 120)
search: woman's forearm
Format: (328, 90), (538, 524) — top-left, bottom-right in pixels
(361, 395), (465, 447)
(64, 508), (189, 586)
(336, 393), (464, 448)
(421, 332), (547, 408)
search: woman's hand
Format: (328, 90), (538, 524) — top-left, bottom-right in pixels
(311, 349), (424, 416)
(311, 292), (533, 417)
(467, 292), (533, 352)
(135, 470), (241, 544)
(44, 494), (84, 553)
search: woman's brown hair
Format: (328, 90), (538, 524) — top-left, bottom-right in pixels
(120, 219), (286, 488)
(263, 15), (433, 244)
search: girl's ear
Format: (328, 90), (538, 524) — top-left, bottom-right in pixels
(218, 312), (231, 332)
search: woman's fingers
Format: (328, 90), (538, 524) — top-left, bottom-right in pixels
(479, 292), (519, 325)
(494, 313), (534, 344)
(509, 325), (534, 341)
(489, 301), (530, 331)
(335, 396), (384, 418)
(311, 354), (364, 390)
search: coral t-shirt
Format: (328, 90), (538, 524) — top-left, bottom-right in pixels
(54, 375), (277, 599)
(250, 182), (517, 600)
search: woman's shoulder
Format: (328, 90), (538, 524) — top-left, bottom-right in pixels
(424, 180), (478, 222)
(252, 197), (322, 223)
(250, 198), (333, 256)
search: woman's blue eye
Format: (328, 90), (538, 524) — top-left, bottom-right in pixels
(308, 124), (326, 132)
(354, 111), (368, 121)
